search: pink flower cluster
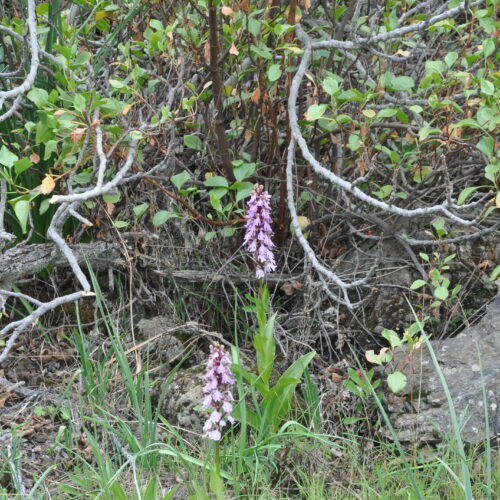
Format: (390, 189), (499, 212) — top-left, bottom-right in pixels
(244, 184), (276, 278)
(202, 342), (235, 441)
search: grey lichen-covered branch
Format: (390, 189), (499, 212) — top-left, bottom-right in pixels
(0, 0), (39, 121)
(286, 0), (489, 307)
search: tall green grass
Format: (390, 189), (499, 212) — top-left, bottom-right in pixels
(1, 266), (497, 498)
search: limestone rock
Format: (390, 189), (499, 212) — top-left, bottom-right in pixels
(161, 364), (205, 433)
(136, 316), (183, 364)
(381, 293), (500, 445)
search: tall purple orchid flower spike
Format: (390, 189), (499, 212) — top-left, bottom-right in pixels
(244, 184), (276, 279)
(202, 342), (235, 441)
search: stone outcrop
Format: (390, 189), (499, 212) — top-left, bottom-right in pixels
(381, 292), (499, 445)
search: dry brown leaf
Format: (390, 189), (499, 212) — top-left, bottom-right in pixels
(301, 0), (311, 12)
(229, 42), (239, 56)
(30, 152), (40, 163)
(239, 0), (250, 12)
(357, 158), (367, 175)
(251, 85), (261, 104)
(291, 280), (303, 289)
(71, 127), (86, 144)
(40, 174), (56, 195)
(281, 283), (294, 295)
(121, 103), (133, 115)
(221, 5), (234, 17)
(0, 394), (11, 408)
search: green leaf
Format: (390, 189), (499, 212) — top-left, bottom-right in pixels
(43, 140), (58, 160)
(413, 166), (433, 182)
(305, 104), (327, 121)
(160, 485), (180, 500)
(171, 170), (191, 190)
(489, 265), (500, 281)
(0, 146), (18, 168)
(109, 482), (128, 500)
(210, 192), (222, 212)
(12, 198), (30, 233)
(143, 477), (158, 500)
(375, 108), (398, 120)
(389, 76), (414, 91)
(183, 134), (203, 151)
(74, 52), (91, 66)
(482, 38), (495, 57)
(248, 18), (261, 36)
(234, 182), (252, 203)
(343, 379), (365, 399)
(480, 79), (494, 96)
(250, 44), (272, 60)
(381, 329), (402, 348)
(254, 313), (277, 389)
(39, 198), (50, 215)
(204, 176), (229, 188)
(150, 19), (163, 31)
(73, 172), (91, 185)
(109, 79), (126, 89)
(152, 210), (180, 227)
(209, 467), (225, 500)
(99, 97), (123, 116)
(410, 279), (427, 290)
(348, 133), (361, 151)
(261, 376), (300, 426)
(477, 106), (493, 126)
(444, 51), (458, 68)
(103, 192), (121, 203)
(322, 77), (339, 95)
(343, 416), (364, 425)
(27, 88), (49, 107)
(268, 64), (282, 82)
(373, 184), (393, 199)
(476, 136), (494, 160)
(419, 252), (430, 262)
(457, 186), (482, 205)
(485, 163), (500, 183)
(434, 286), (449, 301)
(431, 216), (445, 232)
(231, 364), (268, 396)
(73, 94), (86, 113)
(133, 203), (149, 220)
(387, 371), (407, 393)
(366, 349), (392, 366)
(262, 351), (316, 431)
(13, 157), (32, 176)
(233, 162), (255, 182)
(114, 220), (129, 228)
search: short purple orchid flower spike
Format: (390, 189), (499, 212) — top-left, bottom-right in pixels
(202, 342), (235, 441)
(244, 184), (276, 278)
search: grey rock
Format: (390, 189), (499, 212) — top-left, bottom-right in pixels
(381, 293), (500, 445)
(136, 316), (183, 363)
(161, 364), (205, 433)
